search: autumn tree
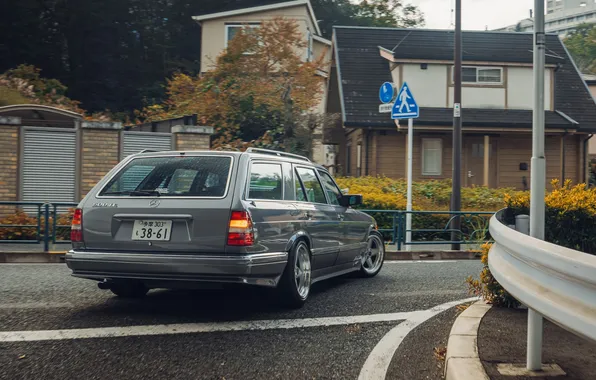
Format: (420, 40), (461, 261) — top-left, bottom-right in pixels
(140, 17), (332, 156)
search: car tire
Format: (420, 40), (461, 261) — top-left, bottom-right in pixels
(358, 231), (385, 278)
(277, 240), (312, 309)
(110, 281), (149, 298)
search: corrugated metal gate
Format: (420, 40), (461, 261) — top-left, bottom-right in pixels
(21, 128), (77, 203)
(121, 131), (172, 158)
(120, 132), (173, 192)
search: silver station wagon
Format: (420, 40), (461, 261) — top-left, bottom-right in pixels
(66, 148), (385, 307)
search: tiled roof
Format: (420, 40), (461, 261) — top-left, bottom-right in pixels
(194, 0), (299, 17)
(334, 27), (596, 133)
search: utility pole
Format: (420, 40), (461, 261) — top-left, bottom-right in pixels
(450, 0), (462, 250)
(527, 0), (546, 371)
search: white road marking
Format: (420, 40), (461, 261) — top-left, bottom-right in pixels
(0, 302), (74, 310)
(384, 260), (461, 264)
(0, 311), (416, 343)
(358, 297), (479, 380)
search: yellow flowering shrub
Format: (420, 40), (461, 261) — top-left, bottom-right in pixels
(334, 176), (521, 243)
(466, 243), (520, 308)
(505, 179), (596, 254)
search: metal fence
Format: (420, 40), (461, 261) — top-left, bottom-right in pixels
(360, 210), (496, 250)
(0, 201), (78, 252)
(0, 201), (494, 252)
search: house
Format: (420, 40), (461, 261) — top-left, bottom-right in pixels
(324, 27), (596, 189)
(583, 74), (596, 161)
(192, 0), (333, 164)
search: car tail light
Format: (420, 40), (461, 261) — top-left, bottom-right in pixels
(71, 208), (83, 242)
(227, 211), (254, 246)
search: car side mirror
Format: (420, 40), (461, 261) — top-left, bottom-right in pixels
(340, 194), (363, 208)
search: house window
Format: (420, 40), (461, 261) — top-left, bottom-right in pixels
(422, 138), (442, 176)
(225, 24), (260, 48)
(454, 66), (503, 85)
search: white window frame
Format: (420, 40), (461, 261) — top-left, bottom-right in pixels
(306, 30), (314, 62)
(225, 23), (261, 48)
(421, 138), (443, 176)
(452, 66), (503, 85)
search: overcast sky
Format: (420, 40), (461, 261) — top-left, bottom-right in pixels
(409, 0), (536, 30)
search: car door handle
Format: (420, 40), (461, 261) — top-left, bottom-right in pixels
(305, 211), (313, 219)
(337, 214), (344, 220)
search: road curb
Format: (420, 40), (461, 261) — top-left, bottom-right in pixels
(444, 300), (492, 380)
(385, 250), (481, 260)
(0, 252), (64, 263)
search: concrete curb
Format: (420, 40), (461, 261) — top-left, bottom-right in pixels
(385, 250), (481, 261)
(444, 300), (492, 380)
(0, 249), (481, 263)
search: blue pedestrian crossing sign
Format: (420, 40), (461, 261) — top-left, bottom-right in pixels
(392, 82), (419, 120)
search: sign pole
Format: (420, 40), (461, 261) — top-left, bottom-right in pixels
(528, 0), (546, 371)
(450, 0), (462, 251)
(406, 118), (413, 251)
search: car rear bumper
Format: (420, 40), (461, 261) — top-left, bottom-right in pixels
(65, 250), (288, 288)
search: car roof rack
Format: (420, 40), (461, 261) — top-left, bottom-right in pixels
(139, 149), (159, 153)
(245, 148), (311, 162)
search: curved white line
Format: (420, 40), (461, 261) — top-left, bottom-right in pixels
(358, 297), (479, 380)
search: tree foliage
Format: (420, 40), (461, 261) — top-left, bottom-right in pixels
(311, 0), (425, 37)
(1, 0), (425, 116)
(140, 18), (332, 155)
(563, 23), (596, 74)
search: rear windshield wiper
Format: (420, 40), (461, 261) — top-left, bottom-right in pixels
(129, 190), (161, 197)
(101, 190), (161, 197)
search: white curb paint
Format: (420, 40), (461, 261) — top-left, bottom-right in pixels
(384, 260), (461, 264)
(0, 311), (416, 343)
(358, 297), (479, 380)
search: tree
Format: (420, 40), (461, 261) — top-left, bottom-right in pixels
(564, 23), (596, 74)
(311, 0), (425, 38)
(139, 17), (331, 155)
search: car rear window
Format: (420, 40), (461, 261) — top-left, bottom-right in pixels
(98, 156), (232, 197)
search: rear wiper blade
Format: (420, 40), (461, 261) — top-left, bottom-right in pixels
(129, 190), (161, 197)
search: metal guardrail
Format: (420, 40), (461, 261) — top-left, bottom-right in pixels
(0, 201), (78, 252)
(488, 209), (596, 343)
(360, 210), (495, 249)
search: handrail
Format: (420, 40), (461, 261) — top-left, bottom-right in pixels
(488, 209), (596, 343)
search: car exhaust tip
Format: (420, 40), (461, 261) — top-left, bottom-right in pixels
(97, 280), (112, 290)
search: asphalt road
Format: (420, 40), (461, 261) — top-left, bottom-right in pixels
(0, 261), (482, 380)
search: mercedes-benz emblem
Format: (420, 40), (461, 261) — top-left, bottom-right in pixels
(149, 199), (160, 208)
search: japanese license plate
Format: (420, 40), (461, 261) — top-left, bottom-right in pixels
(132, 220), (172, 241)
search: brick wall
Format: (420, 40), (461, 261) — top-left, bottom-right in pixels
(80, 129), (120, 199)
(0, 126), (18, 216)
(174, 132), (211, 151)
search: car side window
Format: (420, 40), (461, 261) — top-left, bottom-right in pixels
(318, 171), (343, 206)
(295, 167), (327, 204)
(248, 163), (283, 200)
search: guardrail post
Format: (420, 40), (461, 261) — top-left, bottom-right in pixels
(43, 203), (50, 253)
(528, 309), (543, 370)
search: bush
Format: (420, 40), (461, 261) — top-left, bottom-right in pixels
(505, 179), (596, 255)
(0, 209), (74, 241)
(466, 243), (520, 308)
(334, 176), (521, 243)
(467, 179), (596, 308)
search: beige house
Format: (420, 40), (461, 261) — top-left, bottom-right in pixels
(193, 0), (332, 164)
(583, 74), (596, 161)
(325, 28), (596, 189)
